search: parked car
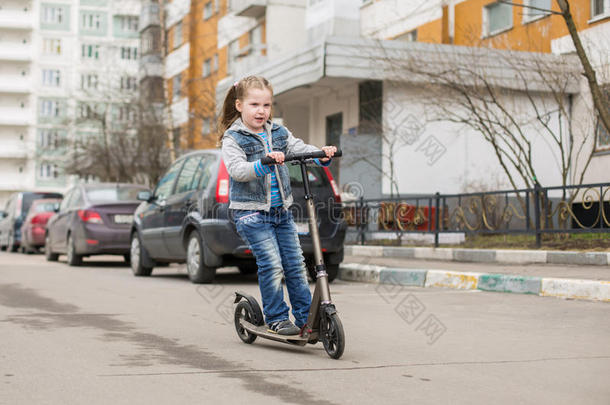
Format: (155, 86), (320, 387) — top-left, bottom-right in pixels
(20, 198), (62, 253)
(0, 191), (63, 252)
(45, 183), (149, 265)
(130, 149), (346, 283)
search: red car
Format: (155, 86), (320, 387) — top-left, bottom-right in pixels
(20, 198), (62, 253)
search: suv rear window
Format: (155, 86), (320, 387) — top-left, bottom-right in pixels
(22, 193), (62, 215)
(86, 187), (144, 203)
(287, 165), (329, 188)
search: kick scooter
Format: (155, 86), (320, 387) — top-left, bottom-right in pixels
(233, 149), (345, 359)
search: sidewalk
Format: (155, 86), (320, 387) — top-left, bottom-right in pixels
(339, 247), (610, 302)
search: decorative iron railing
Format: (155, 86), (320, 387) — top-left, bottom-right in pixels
(341, 182), (610, 247)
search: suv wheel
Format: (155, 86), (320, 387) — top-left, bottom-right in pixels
(66, 234), (83, 266)
(45, 234), (59, 261)
(238, 263), (258, 275)
(186, 231), (215, 283)
(130, 232), (153, 276)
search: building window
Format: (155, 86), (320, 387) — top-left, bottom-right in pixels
(596, 88), (610, 149)
(120, 76), (138, 91)
(483, 2), (513, 37)
(203, 58), (212, 77)
(78, 103), (97, 119)
(204, 2), (213, 20)
(39, 163), (59, 179)
(42, 69), (61, 87)
(120, 46), (138, 60)
(591, 0), (610, 19)
(40, 100), (61, 117)
(213, 54), (218, 71)
(395, 29), (417, 42)
(117, 105), (136, 122)
(42, 38), (62, 55)
(42, 6), (63, 24)
(81, 12), (103, 30)
(172, 74), (182, 101)
(39, 129), (60, 149)
(81, 44), (100, 59)
(523, 0), (551, 23)
(116, 15), (139, 32)
(173, 22), (183, 49)
(80, 73), (99, 90)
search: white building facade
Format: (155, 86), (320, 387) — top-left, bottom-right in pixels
(216, 0), (609, 199)
(0, 0), (141, 207)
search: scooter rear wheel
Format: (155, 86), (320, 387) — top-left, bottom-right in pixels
(234, 301), (257, 344)
(321, 313), (345, 359)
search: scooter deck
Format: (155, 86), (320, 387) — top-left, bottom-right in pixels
(239, 319), (309, 346)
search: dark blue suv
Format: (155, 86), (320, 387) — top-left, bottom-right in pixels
(129, 149), (346, 283)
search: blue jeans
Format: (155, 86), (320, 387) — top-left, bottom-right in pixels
(234, 207), (311, 327)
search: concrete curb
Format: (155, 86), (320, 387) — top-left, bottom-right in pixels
(345, 245), (610, 266)
(339, 263), (610, 302)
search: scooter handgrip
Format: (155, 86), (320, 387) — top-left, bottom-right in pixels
(260, 156), (275, 165)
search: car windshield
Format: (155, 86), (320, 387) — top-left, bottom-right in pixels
(34, 202), (58, 213)
(86, 187), (144, 203)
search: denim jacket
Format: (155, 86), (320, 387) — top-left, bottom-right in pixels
(221, 118), (322, 211)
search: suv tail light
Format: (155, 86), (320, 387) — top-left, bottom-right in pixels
(323, 167), (341, 203)
(216, 160), (230, 204)
(77, 209), (103, 224)
(31, 213), (51, 226)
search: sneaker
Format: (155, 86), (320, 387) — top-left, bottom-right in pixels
(267, 319), (300, 335)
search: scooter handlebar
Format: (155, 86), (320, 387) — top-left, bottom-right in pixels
(260, 148), (342, 166)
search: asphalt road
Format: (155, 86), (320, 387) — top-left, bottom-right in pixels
(1, 252), (609, 404)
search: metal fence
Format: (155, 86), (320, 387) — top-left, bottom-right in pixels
(342, 182), (610, 247)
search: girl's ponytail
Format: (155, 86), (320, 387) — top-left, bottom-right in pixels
(217, 84), (240, 144)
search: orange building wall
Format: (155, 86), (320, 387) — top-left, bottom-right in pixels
(449, 0), (604, 53)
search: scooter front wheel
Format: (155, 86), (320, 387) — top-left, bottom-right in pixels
(234, 301), (257, 344)
(321, 313), (345, 359)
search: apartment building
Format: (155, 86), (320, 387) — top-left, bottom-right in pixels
(0, 1), (36, 206)
(211, 0), (608, 197)
(0, 0), (142, 207)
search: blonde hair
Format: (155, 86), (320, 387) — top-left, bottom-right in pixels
(217, 75), (274, 143)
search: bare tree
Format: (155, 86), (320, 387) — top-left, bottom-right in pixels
(63, 72), (170, 186)
(499, 0), (610, 135)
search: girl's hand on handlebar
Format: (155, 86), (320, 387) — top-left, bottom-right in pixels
(320, 146), (337, 162)
(266, 151), (285, 164)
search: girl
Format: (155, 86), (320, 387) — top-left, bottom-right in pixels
(219, 76), (336, 335)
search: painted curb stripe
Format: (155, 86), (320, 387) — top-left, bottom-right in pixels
(424, 270), (479, 290)
(540, 278), (610, 302)
(379, 268), (427, 287)
(478, 274), (541, 295)
(339, 263), (610, 302)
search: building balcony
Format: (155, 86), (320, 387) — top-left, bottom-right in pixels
(164, 43), (190, 79)
(231, 0), (267, 18)
(0, 9), (34, 30)
(0, 76), (32, 94)
(165, 0), (190, 27)
(169, 97), (189, 126)
(140, 2), (161, 31)
(0, 144), (27, 160)
(0, 108), (33, 126)
(0, 44), (33, 62)
(140, 54), (164, 78)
